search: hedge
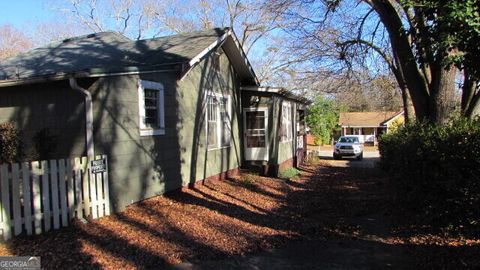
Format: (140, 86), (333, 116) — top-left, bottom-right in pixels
(379, 118), (480, 232)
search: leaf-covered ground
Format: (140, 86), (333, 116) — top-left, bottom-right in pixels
(0, 159), (478, 269)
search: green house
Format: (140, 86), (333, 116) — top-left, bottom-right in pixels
(0, 28), (308, 212)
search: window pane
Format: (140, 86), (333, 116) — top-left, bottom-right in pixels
(221, 121), (230, 146)
(145, 98), (157, 107)
(246, 111), (265, 129)
(247, 135), (265, 147)
(144, 89), (158, 128)
(220, 98), (230, 146)
(206, 94), (231, 148)
(207, 96), (217, 121)
(207, 122), (217, 147)
(281, 103), (292, 141)
(144, 89), (157, 98)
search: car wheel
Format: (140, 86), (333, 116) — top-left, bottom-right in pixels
(356, 152), (363, 161)
(333, 153), (340, 160)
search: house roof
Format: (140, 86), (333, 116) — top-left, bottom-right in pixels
(241, 86), (312, 105)
(0, 28), (259, 86)
(339, 111), (403, 127)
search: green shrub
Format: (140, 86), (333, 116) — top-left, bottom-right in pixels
(313, 136), (323, 146)
(0, 122), (23, 163)
(305, 96), (341, 146)
(379, 117), (480, 232)
(280, 167), (300, 180)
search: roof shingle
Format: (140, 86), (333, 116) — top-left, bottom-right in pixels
(0, 28), (228, 81)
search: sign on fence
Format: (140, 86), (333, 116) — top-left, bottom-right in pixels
(0, 155), (110, 240)
(91, 159), (106, 174)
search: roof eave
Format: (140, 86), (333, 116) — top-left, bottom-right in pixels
(240, 86), (311, 104)
(0, 64), (182, 88)
(381, 111), (405, 126)
(180, 29), (260, 86)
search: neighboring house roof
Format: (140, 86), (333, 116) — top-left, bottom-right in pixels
(339, 111), (404, 127)
(0, 28), (259, 87)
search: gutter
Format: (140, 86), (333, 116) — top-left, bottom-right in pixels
(0, 65), (181, 88)
(69, 78), (94, 158)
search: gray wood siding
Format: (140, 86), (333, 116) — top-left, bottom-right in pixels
(0, 81), (86, 159)
(89, 48), (242, 211)
(0, 47), (244, 212)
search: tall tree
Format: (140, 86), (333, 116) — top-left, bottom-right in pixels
(50, 0), (283, 82)
(0, 25), (32, 59)
(268, 0), (480, 123)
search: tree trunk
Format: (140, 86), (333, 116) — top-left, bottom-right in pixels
(461, 68), (480, 118)
(370, 0), (431, 121)
(392, 66), (413, 124)
(400, 86), (415, 124)
(430, 66), (456, 123)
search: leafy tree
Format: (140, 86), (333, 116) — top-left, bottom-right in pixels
(305, 96), (341, 145)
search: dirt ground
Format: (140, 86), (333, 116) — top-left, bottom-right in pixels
(0, 159), (478, 269)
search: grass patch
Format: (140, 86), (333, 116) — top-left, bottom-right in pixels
(240, 172), (258, 187)
(279, 167), (300, 180)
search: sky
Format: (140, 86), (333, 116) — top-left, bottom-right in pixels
(0, 0), (56, 31)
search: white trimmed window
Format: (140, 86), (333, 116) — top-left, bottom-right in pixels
(206, 92), (231, 149)
(281, 101), (292, 142)
(138, 80), (165, 136)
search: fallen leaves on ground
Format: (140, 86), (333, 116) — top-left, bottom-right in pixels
(0, 172), (304, 269)
(0, 160), (478, 269)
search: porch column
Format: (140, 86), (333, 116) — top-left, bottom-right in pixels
(373, 128), (377, 144)
(343, 127), (346, 136)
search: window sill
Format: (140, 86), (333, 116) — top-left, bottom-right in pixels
(140, 129), (165, 136)
(207, 145), (231, 151)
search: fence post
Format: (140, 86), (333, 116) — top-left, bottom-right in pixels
(58, 159), (68, 227)
(74, 158), (83, 219)
(41, 160), (51, 232)
(50, 160), (60, 230)
(102, 155), (110, 216)
(21, 162), (32, 235)
(89, 157), (98, 219)
(81, 157), (91, 218)
(93, 158), (102, 217)
(31, 161), (42, 235)
(11, 163), (22, 236)
(67, 160), (74, 220)
(0, 164), (11, 240)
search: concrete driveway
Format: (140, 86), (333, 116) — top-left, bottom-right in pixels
(316, 150), (380, 168)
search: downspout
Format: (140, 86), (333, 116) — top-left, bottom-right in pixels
(69, 78), (94, 158)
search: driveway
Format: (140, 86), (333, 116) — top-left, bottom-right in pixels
(316, 149), (380, 169)
(168, 157), (416, 270)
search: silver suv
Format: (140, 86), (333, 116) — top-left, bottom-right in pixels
(333, 136), (364, 160)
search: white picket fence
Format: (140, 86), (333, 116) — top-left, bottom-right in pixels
(0, 155), (110, 240)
